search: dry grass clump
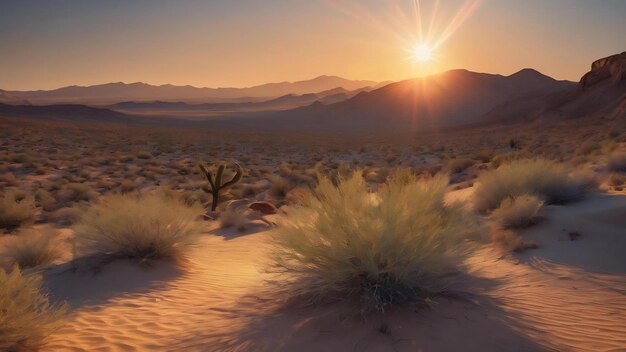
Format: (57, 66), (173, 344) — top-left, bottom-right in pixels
(3, 227), (64, 269)
(609, 173), (626, 190)
(73, 192), (204, 262)
(473, 159), (594, 212)
(0, 191), (37, 230)
(119, 179), (137, 193)
(0, 267), (67, 351)
(35, 189), (59, 212)
(271, 171), (477, 311)
(608, 152), (626, 172)
(447, 158), (475, 173)
(0, 172), (18, 186)
(57, 182), (97, 203)
(490, 195), (543, 229)
(491, 229), (538, 253)
(219, 209), (249, 231)
(268, 175), (293, 198)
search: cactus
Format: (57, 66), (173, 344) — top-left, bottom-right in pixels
(198, 162), (243, 211)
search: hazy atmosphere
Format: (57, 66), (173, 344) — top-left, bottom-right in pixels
(1, 0), (625, 90)
(1, 1), (625, 352)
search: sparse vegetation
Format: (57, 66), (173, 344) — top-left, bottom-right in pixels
(4, 227), (64, 269)
(73, 192), (204, 262)
(473, 159), (594, 212)
(0, 191), (37, 230)
(219, 209), (249, 231)
(0, 267), (67, 351)
(198, 162), (243, 211)
(490, 195), (543, 229)
(268, 175), (293, 197)
(270, 171), (478, 311)
(447, 158), (475, 173)
(491, 229), (538, 253)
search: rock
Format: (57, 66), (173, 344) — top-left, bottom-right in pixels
(580, 51), (626, 89)
(568, 231), (582, 241)
(223, 198), (251, 211)
(249, 201), (277, 215)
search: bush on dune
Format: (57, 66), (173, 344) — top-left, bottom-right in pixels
(73, 192), (204, 262)
(4, 227), (64, 269)
(473, 159), (595, 212)
(0, 191), (37, 230)
(0, 267), (67, 351)
(270, 170), (478, 311)
(490, 195), (543, 229)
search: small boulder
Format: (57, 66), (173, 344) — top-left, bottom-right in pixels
(249, 201), (277, 215)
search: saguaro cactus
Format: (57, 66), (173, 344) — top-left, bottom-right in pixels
(198, 162), (243, 211)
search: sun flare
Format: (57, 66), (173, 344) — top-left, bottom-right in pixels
(412, 44), (433, 62)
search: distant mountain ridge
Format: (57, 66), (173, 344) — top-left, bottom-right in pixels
(264, 68), (576, 131)
(2, 52), (623, 132)
(106, 86), (372, 113)
(4, 76), (378, 104)
(0, 103), (130, 122)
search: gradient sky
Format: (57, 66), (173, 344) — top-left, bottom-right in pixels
(1, 0), (624, 90)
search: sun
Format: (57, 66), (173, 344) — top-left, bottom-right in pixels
(412, 44), (433, 62)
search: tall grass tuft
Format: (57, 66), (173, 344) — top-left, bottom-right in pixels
(270, 171), (478, 311)
(73, 192), (204, 262)
(0, 267), (67, 351)
(473, 159), (594, 212)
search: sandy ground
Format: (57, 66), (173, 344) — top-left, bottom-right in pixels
(39, 193), (626, 352)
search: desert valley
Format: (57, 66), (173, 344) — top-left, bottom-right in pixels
(1, 1), (625, 351)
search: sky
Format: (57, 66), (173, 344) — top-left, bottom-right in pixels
(0, 0), (624, 90)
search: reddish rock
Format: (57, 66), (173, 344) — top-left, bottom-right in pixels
(249, 201), (277, 215)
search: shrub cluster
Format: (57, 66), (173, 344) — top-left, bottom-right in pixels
(473, 159), (594, 212)
(271, 171), (478, 311)
(0, 267), (67, 351)
(73, 192), (204, 262)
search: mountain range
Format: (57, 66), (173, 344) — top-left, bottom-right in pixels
(1, 76), (381, 105)
(0, 51), (624, 132)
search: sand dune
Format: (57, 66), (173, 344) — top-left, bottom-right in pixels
(39, 192), (626, 352)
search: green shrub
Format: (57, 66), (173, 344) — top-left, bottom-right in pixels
(73, 192), (203, 262)
(473, 159), (594, 211)
(0, 267), (67, 351)
(270, 171), (477, 311)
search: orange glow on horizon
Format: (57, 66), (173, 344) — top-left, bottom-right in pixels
(327, 0), (481, 77)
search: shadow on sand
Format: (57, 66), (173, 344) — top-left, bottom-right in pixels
(209, 221), (272, 240)
(164, 275), (549, 352)
(42, 256), (185, 309)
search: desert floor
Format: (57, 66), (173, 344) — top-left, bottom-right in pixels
(38, 189), (626, 352)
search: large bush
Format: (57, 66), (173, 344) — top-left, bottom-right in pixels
(473, 159), (594, 212)
(270, 171), (477, 311)
(73, 192), (203, 261)
(0, 267), (67, 351)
